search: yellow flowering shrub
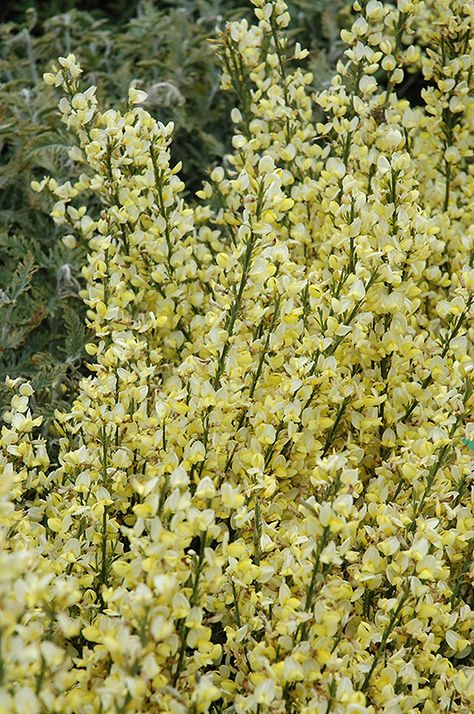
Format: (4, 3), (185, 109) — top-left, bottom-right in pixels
(1, 0), (473, 712)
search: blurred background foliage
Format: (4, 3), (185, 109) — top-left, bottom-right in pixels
(0, 0), (349, 424)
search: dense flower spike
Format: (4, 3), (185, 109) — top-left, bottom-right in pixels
(1, 1), (473, 712)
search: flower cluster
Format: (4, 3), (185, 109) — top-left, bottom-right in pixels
(1, 1), (473, 712)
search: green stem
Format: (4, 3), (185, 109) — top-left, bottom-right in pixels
(298, 526), (330, 642)
(361, 579), (412, 692)
(191, 530), (207, 607)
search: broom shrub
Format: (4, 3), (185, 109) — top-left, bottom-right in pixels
(0, 0), (473, 712)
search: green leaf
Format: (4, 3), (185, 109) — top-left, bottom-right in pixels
(63, 304), (86, 361)
(9, 252), (36, 302)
